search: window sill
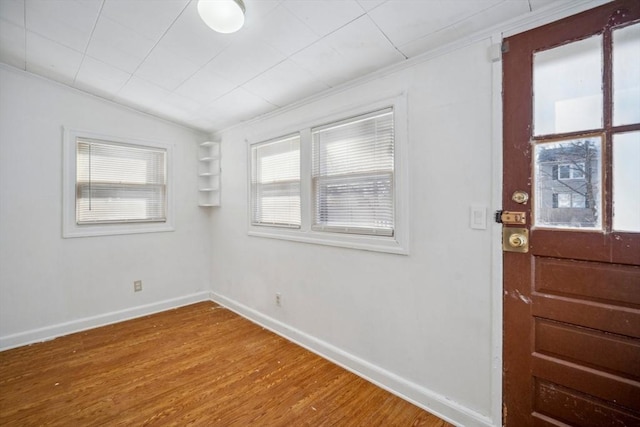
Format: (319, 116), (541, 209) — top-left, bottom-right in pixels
(63, 222), (175, 239)
(248, 227), (409, 255)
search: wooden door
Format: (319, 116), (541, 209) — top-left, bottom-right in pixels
(502, 1), (640, 425)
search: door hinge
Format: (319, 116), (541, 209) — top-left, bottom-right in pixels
(495, 210), (527, 225)
(489, 41), (509, 62)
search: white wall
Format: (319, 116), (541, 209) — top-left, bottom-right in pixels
(0, 65), (212, 348)
(210, 39), (501, 426)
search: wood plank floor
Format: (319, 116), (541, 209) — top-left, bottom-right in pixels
(0, 302), (452, 426)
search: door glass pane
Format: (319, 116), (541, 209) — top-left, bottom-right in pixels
(613, 131), (640, 232)
(534, 136), (602, 230)
(613, 23), (640, 126)
(533, 35), (603, 136)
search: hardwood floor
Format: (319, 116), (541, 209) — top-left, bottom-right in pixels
(0, 302), (452, 426)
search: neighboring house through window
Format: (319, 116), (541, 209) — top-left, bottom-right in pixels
(534, 137), (601, 228)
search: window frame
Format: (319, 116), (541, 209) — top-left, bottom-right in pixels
(247, 94), (409, 255)
(62, 128), (175, 238)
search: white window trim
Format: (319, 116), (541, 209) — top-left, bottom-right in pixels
(62, 127), (175, 238)
(247, 94), (410, 255)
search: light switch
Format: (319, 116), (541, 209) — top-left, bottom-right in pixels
(470, 206), (487, 230)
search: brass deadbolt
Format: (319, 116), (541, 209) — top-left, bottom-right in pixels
(512, 191), (529, 204)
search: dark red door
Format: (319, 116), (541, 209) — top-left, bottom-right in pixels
(502, 1), (640, 425)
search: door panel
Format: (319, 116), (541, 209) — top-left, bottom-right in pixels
(534, 319), (640, 377)
(531, 229), (640, 264)
(502, 1), (640, 425)
(534, 257), (640, 306)
(531, 355), (639, 410)
(533, 380), (640, 427)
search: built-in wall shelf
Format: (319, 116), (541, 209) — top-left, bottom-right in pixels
(198, 141), (220, 207)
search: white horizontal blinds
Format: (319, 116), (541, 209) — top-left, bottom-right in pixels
(76, 138), (167, 224)
(312, 108), (394, 236)
(251, 135), (301, 227)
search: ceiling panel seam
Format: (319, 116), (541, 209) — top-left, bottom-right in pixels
(72, 0), (105, 85)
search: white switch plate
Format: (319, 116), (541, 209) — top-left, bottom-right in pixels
(470, 206), (487, 230)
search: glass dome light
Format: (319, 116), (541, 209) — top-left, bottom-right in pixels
(197, 0), (245, 34)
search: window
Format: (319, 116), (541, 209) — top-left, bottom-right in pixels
(552, 192), (587, 208)
(76, 139), (166, 224)
(555, 162), (585, 180)
(312, 109), (394, 236)
(248, 95), (408, 254)
(63, 129), (174, 238)
(250, 134), (301, 228)
(557, 165), (570, 179)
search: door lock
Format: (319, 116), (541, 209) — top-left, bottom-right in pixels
(495, 210), (527, 225)
(512, 191), (529, 204)
(508, 233), (527, 248)
(503, 228), (529, 253)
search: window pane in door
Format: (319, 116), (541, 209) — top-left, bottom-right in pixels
(613, 131), (640, 232)
(534, 136), (602, 230)
(533, 35), (603, 136)
(613, 23), (640, 126)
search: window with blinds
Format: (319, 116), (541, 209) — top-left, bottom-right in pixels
(247, 97), (407, 254)
(250, 134), (301, 228)
(76, 138), (167, 224)
(312, 108), (394, 236)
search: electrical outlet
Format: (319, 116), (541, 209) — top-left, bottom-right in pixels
(134, 280), (142, 292)
(275, 293), (281, 306)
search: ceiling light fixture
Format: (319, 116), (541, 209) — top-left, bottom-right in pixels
(197, 0), (246, 34)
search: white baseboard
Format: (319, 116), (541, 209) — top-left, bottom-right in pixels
(0, 291), (211, 351)
(210, 291), (495, 427)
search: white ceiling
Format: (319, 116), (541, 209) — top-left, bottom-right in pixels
(0, 0), (561, 133)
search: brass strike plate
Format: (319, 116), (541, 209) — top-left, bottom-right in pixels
(503, 227), (529, 253)
(500, 211), (526, 225)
